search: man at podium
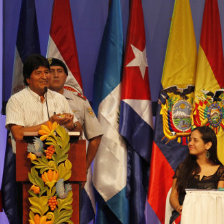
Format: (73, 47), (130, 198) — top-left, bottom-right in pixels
(6, 54), (81, 151)
(3, 54), (82, 223)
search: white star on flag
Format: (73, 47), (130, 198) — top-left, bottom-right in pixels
(126, 44), (148, 79)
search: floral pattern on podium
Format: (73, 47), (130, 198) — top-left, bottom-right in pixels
(27, 121), (73, 224)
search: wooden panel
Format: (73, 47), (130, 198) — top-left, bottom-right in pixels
(17, 139), (86, 224)
(16, 140), (86, 182)
(70, 141), (86, 181)
(72, 184), (80, 224)
(16, 141), (29, 182)
(23, 184), (30, 224)
(23, 183), (80, 224)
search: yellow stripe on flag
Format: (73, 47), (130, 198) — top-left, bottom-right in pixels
(161, 0), (197, 89)
(193, 0), (224, 164)
(194, 45), (220, 95)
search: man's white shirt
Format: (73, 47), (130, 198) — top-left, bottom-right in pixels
(6, 87), (77, 152)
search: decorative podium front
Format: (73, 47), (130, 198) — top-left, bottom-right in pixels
(16, 131), (86, 224)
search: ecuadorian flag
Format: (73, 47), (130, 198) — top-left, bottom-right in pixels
(147, 0), (197, 223)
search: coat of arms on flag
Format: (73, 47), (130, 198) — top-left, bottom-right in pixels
(192, 0), (224, 164)
(147, 0), (197, 222)
(193, 90), (224, 133)
(160, 85), (194, 145)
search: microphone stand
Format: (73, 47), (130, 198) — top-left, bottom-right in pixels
(44, 87), (50, 120)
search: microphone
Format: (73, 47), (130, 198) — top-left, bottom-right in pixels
(44, 87), (50, 119)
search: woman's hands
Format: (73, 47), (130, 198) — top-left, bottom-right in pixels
(170, 178), (183, 214)
(175, 205), (182, 214)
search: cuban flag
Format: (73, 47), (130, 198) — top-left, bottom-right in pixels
(92, 0), (129, 223)
(11, 0), (40, 94)
(47, 0), (83, 94)
(119, 0), (153, 223)
(147, 0), (197, 223)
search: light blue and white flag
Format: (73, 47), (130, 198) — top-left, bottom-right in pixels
(92, 0), (129, 223)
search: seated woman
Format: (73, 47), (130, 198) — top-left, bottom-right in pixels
(169, 126), (224, 223)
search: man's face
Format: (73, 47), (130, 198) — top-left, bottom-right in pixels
(49, 65), (67, 93)
(26, 66), (49, 95)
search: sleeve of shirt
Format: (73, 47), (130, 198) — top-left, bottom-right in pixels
(5, 96), (25, 128)
(83, 100), (103, 140)
(61, 95), (78, 123)
(218, 165), (224, 181)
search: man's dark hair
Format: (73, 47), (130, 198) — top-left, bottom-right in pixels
(48, 58), (68, 76)
(23, 54), (50, 85)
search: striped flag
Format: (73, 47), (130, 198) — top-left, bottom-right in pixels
(147, 0), (197, 223)
(11, 0), (40, 94)
(119, 0), (153, 223)
(47, 0), (83, 94)
(3, 0), (39, 221)
(92, 0), (129, 223)
(47, 1), (95, 223)
(0, 191), (1, 212)
(192, 0), (224, 164)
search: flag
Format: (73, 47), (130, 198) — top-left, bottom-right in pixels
(4, 0), (39, 221)
(147, 0), (197, 223)
(119, 0), (153, 223)
(92, 0), (129, 223)
(192, 0), (224, 164)
(47, 0), (83, 94)
(0, 116), (7, 215)
(0, 191), (2, 212)
(47, 1), (94, 223)
(11, 0), (40, 94)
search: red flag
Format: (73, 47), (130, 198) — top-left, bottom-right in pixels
(192, 0), (224, 164)
(173, 215), (181, 224)
(47, 0), (83, 94)
(121, 0), (150, 101)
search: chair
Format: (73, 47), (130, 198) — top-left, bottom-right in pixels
(165, 188), (174, 224)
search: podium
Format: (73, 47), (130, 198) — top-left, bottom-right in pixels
(182, 189), (224, 224)
(16, 136), (86, 224)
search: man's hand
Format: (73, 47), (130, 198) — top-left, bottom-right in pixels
(50, 113), (82, 132)
(86, 135), (102, 169)
(50, 113), (73, 128)
(50, 113), (73, 124)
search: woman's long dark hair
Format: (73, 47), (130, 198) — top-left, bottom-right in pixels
(176, 126), (222, 194)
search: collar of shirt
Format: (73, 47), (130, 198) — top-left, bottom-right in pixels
(63, 89), (74, 101)
(27, 87), (46, 103)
